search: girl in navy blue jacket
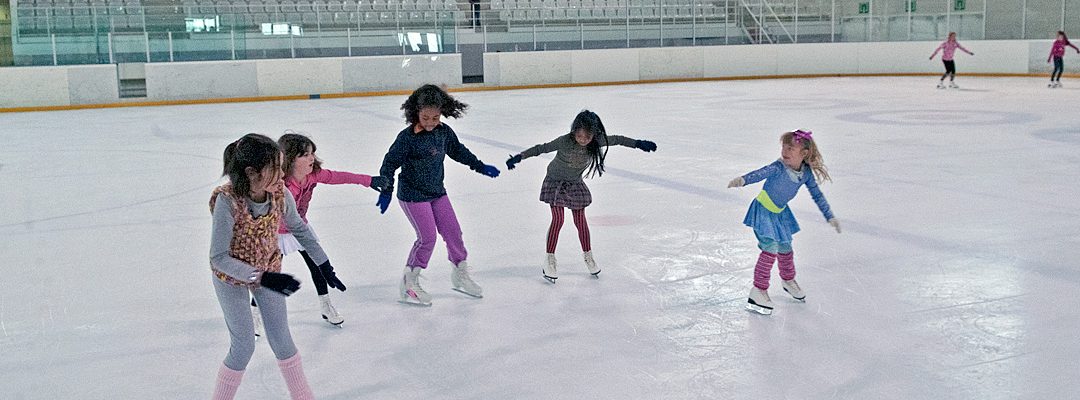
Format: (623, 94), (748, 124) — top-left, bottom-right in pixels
(374, 84), (500, 306)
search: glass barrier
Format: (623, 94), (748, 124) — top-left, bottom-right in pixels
(5, 0), (1072, 66)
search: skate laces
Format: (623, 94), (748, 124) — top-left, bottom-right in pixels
(786, 280), (801, 292)
(323, 301), (339, 317)
(455, 263), (474, 282)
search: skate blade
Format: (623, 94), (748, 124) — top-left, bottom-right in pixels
(398, 297), (432, 307)
(322, 315), (345, 326)
(452, 287), (483, 298)
(746, 301), (773, 315)
(783, 288), (806, 302)
(543, 274), (557, 284)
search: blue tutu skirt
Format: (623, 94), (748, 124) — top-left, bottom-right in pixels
(743, 200), (800, 243)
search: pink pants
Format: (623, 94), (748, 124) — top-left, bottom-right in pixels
(400, 195), (468, 269)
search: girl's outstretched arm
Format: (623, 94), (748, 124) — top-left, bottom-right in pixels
(607, 135), (657, 152)
(313, 169), (373, 187)
(742, 162), (782, 186)
(804, 173), (835, 222)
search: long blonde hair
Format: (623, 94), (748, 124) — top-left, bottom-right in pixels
(781, 131), (831, 183)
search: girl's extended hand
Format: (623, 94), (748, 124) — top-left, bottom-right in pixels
(828, 218), (841, 234)
(727, 177), (744, 188)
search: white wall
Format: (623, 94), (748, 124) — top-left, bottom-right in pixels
(0, 64), (117, 108)
(483, 40), (1062, 86)
(2, 41), (1076, 109)
(145, 54), (463, 101)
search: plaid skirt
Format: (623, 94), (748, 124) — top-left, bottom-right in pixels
(539, 177), (592, 209)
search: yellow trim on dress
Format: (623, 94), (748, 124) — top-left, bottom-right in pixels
(756, 190), (786, 213)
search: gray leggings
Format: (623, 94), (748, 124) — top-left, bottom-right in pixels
(213, 277), (298, 371)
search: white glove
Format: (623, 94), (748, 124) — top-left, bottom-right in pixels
(727, 177), (744, 188)
(828, 218), (841, 234)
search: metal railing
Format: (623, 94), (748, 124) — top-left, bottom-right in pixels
(6, 0), (1075, 67)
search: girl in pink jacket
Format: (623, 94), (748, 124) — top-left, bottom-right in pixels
(930, 32), (974, 89)
(252, 132), (387, 328)
(1048, 31), (1079, 88)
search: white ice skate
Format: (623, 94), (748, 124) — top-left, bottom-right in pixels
(319, 294), (344, 325)
(936, 82), (946, 89)
(1049, 82), (1057, 88)
(781, 279), (806, 302)
(746, 287), (774, 315)
(1054, 82), (1063, 88)
(542, 253), (558, 283)
(399, 266), (432, 306)
(451, 261), (483, 298)
(583, 251), (600, 277)
(948, 82), (959, 89)
(252, 304), (265, 338)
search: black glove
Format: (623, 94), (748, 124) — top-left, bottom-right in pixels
(635, 140), (657, 152)
(370, 176), (391, 192)
(317, 260), (347, 292)
(506, 154), (522, 170)
(260, 272), (301, 296)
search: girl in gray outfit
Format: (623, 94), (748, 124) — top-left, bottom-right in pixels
(505, 110), (657, 283)
(209, 133), (325, 400)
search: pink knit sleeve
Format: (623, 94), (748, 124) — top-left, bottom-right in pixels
(313, 169), (373, 187)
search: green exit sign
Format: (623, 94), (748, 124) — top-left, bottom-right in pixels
(906, 0), (916, 12)
(954, 0), (965, 10)
(858, 2), (869, 14)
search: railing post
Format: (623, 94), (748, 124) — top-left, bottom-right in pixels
(144, 31), (150, 62)
(692, 0), (697, 45)
(907, 0), (912, 40)
(108, 32), (114, 64)
(231, 30), (236, 60)
(657, 0), (663, 46)
(982, 0), (987, 39)
(867, 0), (872, 42)
(348, 28), (353, 57)
(169, 31), (174, 62)
(1021, 0), (1026, 39)
(51, 34), (58, 65)
(945, 0), (951, 34)
(533, 24), (537, 50)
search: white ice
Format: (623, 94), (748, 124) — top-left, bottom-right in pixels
(1, 77), (1078, 399)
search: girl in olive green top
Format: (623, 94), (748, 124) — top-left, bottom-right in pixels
(505, 110), (657, 283)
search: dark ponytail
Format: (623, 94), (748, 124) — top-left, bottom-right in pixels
(572, 110), (609, 178)
(222, 133), (282, 198)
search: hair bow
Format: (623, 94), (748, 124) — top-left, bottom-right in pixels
(792, 130), (813, 144)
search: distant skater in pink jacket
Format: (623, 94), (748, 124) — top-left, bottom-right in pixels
(247, 132), (389, 330)
(930, 32), (974, 89)
(1048, 31), (1080, 88)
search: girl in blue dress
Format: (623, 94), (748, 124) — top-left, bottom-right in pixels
(727, 130), (840, 315)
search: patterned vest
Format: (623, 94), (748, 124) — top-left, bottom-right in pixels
(209, 182), (285, 287)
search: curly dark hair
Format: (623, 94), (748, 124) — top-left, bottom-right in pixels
(400, 84), (468, 124)
(222, 133), (281, 198)
(572, 110), (609, 179)
(278, 131), (322, 178)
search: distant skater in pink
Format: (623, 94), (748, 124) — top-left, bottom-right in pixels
(930, 32), (974, 89)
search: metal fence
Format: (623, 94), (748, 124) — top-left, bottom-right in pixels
(6, 0), (1079, 66)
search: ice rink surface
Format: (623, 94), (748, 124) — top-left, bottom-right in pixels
(1, 76), (1078, 399)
